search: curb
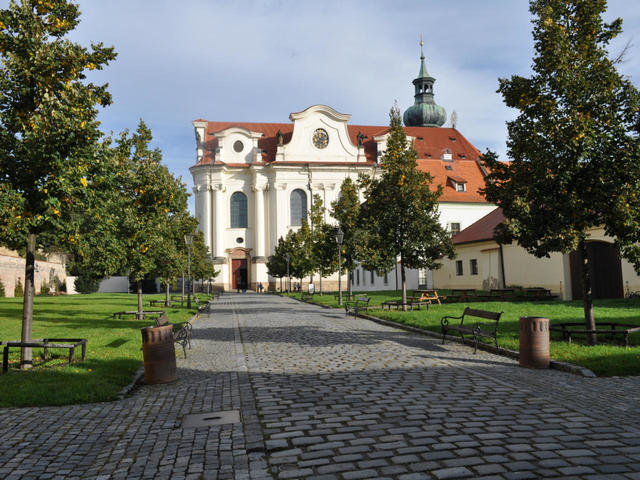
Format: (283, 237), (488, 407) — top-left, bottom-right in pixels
(355, 312), (597, 378)
(117, 366), (145, 399)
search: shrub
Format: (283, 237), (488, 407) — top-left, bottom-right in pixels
(0, 279), (5, 297)
(74, 275), (101, 294)
(14, 279), (24, 297)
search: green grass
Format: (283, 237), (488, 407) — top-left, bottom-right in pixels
(291, 290), (640, 377)
(0, 293), (203, 407)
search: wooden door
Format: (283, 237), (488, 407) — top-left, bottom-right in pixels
(232, 259), (248, 290)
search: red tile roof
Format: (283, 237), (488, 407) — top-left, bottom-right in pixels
(195, 120), (488, 203)
(452, 207), (505, 244)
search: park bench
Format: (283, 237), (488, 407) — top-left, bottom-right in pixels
(441, 307), (503, 354)
(485, 288), (516, 300)
(113, 310), (165, 320)
(381, 299), (430, 310)
(2, 338), (87, 373)
(550, 322), (640, 347)
(516, 288), (557, 301)
(344, 295), (370, 317)
(155, 314), (193, 358)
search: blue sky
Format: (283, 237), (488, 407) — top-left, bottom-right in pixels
(4, 1), (640, 213)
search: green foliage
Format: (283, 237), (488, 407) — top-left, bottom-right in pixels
(74, 274), (100, 294)
(331, 177), (362, 274)
(481, 0), (640, 338)
(359, 105), (454, 303)
(0, 279), (5, 297)
(0, 0), (116, 251)
(14, 279), (23, 297)
(39, 280), (49, 296)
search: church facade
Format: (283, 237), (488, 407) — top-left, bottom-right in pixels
(190, 51), (496, 291)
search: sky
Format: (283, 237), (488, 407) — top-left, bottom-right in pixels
(4, 0), (640, 213)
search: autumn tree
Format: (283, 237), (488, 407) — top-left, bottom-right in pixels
(113, 121), (190, 317)
(482, 0), (640, 344)
(359, 105), (454, 310)
(0, 0), (116, 368)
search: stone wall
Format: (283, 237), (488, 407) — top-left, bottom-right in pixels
(0, 249), (67, 297)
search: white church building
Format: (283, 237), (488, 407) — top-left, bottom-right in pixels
(190, 50), (496, 292)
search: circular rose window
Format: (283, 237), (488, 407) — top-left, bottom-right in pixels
(233, 140), (244, 152)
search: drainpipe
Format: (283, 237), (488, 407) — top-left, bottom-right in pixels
(499, 243), (506, 288)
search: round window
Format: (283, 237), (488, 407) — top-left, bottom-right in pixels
(233, 140), (244, 153)
(312, 128), (329, 149)
(236, 237), (244, 244)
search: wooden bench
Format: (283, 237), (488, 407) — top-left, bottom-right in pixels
(2, 338), (87, 373)
(441, 307), (503, 354)
(113, 310), (165, 319)
(550, 322), (640, 347)
(344, 296), (370, 317)
(156, 314), (193, 358)
(381, 299), (430, 311)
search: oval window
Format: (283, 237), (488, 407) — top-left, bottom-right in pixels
(233, 140), (244, 152)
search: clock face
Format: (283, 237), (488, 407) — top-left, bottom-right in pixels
(312, 128), (329, 149)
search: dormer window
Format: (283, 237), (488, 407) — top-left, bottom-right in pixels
(442, 149), (452, 162)
(447, 175), (467, 192)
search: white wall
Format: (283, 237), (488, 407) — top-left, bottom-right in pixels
(97, 276), (130, 293)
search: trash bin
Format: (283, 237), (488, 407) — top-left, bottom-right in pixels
(519, 316), (550, 369)
(141, 324), (177, 384)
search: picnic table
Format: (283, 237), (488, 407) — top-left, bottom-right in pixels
(113, 310), (165, 319)
(381, 299), (430, 311)
(446, 289), (479, 303)
(481, 288), (517, 301)
(409, 289), (445, 304)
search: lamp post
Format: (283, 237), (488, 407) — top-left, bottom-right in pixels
(184, 233), (193, 308)
(336, 227), (344, 306)
(285, 252), (291, 294)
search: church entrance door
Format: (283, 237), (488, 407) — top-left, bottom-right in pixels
(232, 259), (248, 291)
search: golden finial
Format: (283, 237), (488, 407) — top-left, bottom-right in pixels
(420, 33), (423, 48)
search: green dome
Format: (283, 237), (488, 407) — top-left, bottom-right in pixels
(403, 48), (446, 128)
(403, 101), (446, 128)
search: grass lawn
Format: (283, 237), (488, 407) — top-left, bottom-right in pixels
(0, 293), (204, 407)
(289, 290), (640, 377)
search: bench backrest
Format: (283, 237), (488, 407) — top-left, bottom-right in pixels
(463, 307), (502, 321)
(356, 296), (370, 303)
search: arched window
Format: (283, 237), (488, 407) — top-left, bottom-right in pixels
(290, 189), (307, 226)
(230, 191), (248, 228)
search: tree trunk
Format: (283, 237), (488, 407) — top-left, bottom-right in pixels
(165, 279), (170, 307)
(181, 273), (185, 300)
(319, 275), (323, 295)
(401, 260), (407, 312)
(137, 280), (143, 321)
(20, 233), (36, 369)
(579, 239), (597, 345)
(348, 270), (353, 301)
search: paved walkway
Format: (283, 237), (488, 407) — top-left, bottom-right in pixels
(1, 293), (640, 479)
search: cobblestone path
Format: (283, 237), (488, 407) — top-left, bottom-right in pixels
(1, 292), (639, 480)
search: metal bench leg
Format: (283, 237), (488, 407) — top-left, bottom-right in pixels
(473, 334), (478, 354)
(43, 339), (49, 360)
(69, 346), (75, 364)
(3, 346), (8, 373)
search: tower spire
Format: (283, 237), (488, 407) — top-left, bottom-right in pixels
(402, 37), (446, 128)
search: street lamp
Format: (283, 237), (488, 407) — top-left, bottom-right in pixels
(285, 252), (291, 294)
(184, 233), (193, 308)
(336, 227), (344, 306)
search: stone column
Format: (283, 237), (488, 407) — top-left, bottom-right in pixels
(203, 184), (212, 253)
(213, 184), (225, 259)
(253, 185), (266, 259)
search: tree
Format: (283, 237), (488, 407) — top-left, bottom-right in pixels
(307, 194), (337, 293)
(113, 121), (190, 317)
(189, 229), (217, 293)
(481, 0), (640, 344)
(0, 0), (116, 368)
(359, 105), (454, 310)
(331, 177), (362, 300)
